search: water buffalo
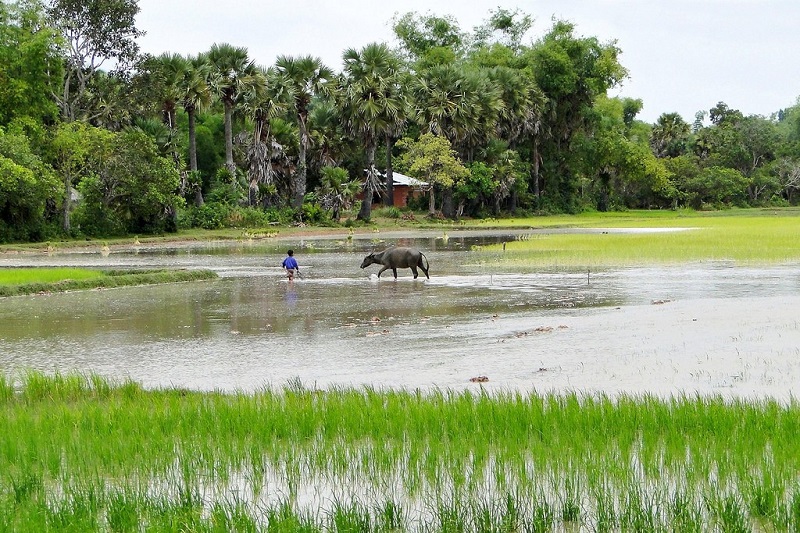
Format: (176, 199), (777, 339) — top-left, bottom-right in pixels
(360, 247), (430, 279)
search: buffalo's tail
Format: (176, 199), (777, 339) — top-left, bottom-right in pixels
(420, 252), (430, 275)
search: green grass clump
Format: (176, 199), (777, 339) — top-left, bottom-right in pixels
(2, 373), (800, 530)
(0, 268), (217, 297)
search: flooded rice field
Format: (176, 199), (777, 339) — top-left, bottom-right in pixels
(1, 229), (799, 399)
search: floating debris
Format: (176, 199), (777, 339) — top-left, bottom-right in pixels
(469, 376), (489, 383)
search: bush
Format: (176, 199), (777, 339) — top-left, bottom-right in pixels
(187, 203), (230, 229)
(264, 207), (295, 225)
(299, 203), (332, 225)
(227, 207), (271, 228)
(373, 206), (403, 219)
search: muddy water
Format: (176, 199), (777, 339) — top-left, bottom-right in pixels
(1, 230), (799, 399)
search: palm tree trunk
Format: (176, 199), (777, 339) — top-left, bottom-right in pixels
(293, 115), (308, 208)
(384, 135), (394, 206)
(188, 107), (198, 173)
(188, 107), (204, 206)
(224, 101), (235, 175)
(532, 135), (541, 207)
(357, 142), (377, 221)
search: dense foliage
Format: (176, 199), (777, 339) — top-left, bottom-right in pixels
(1, 1), (799, 242)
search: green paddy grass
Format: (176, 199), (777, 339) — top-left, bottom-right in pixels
(0, 267), (218, 296)
(476, 209), (800, 268)
(0, 267), (105, 286)
(2, 373), (800, 531)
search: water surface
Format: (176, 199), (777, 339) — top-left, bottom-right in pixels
(2, 230), (799, 398)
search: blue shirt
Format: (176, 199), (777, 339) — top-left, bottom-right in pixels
(282, 256), (298, 269)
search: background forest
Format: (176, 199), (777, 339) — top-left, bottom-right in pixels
(2, 0), (800, 243)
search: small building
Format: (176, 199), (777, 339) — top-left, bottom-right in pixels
(359, 171), (428, 207)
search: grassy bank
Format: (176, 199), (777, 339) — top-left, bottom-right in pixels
(476, 209), (800, 268)
(0, 268), (218, 297)
(2, 372), (800, 531)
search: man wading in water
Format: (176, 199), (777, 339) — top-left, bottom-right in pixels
(282, 249), (300, 281)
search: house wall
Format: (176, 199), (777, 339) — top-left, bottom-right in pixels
(358, 186), (420, 207)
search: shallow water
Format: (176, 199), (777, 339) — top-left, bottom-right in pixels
(1, 230), (799, 399)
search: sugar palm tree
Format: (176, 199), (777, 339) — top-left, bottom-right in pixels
(142, 52), (188, 173)
(240, 66), (293, 205)
(275, 55), (335, 208)
(650, 112), (690, 159)
(178, 55), (212, 205)
(205, 43), (256, 176)
(317, 166), (360, 221)
(410, 64), (495, 216)
(339, 43), (404, 221)
(486, 66), (547, 206)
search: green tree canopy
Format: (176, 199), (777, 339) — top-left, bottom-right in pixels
(0, 0), (62, 127)
(397, 132), (469, 214)
(0, 127), (61, 241)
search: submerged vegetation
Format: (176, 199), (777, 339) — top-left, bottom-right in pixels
(2, 372), (800, 531)
(0, 268), (217, 297)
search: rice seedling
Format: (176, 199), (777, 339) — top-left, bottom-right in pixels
(3, 372), (800, 530)
(0, 267), (103, 285)
(475, 210), (800, 268)
(0, 268), (217, 297)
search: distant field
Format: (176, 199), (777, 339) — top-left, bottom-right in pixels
(476, 209), (800, 267)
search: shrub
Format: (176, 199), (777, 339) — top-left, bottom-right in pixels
(187, 203), (229, 230)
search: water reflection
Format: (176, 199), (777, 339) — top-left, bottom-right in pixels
(2, 231), (800, 396)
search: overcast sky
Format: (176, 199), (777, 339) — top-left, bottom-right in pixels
(134, 0), (800, 124)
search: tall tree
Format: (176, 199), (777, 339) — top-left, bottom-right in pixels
(50, 121), (114, 231)
(339, 43), (404, 221)
(178, 55), (212, 206)
(410, 64), (498, 216)
(522, 20), (627, 211)
(205, 43), (256, 176)
(650, 112), (691, 158)
(241, 66), (293, 206)
(0, 0), (62, 127)
(393, 11), (465, 68)
(45, 0), (143, 122)
(0, 127), (62, 242)
(397, 133), (469, 215)
(275, 55), (334, 208)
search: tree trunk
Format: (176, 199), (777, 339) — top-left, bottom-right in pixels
(357, 142), (377, 221)
(532, 135), (541, 207)
(186, 107), (204, 206)
(442, 187), (455, 218)
(428, 187), (436, 215)
(292, 114), (308, 208)
(62, 172), (71, 232)
(384, 135), (395, 206)
(224, 101), (235, 175)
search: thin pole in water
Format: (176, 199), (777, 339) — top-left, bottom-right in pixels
(587, 268), (590, 285)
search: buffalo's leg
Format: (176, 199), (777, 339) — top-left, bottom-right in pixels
(419, 261), (429, 279)
(377, 266), (389, 278)
(392, 268), (398, 279)
(411, 266), (419, 279)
